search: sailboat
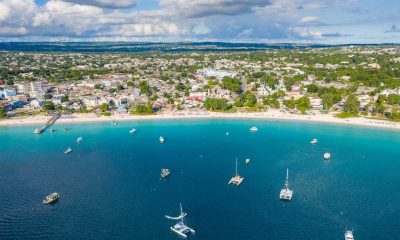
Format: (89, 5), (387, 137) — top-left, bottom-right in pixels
(228, 158), (244, 186)
(279, 168), (293, 201)
(165, 203), (195, 238)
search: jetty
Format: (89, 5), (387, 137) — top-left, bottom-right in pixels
(34, 112), (60, 134)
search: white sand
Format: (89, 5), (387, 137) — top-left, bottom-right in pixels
(1, 110), (399, 131)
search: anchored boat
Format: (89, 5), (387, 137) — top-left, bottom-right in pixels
(345, 230), (354, 240)
(249, 126), (258, 132)
(279, 168), (293, 201)
(310, 138), (318, 144)
(64, 147), (72, 154)
(228, 158), (244, 186)
(159, 136), (165, 143)
(245, 158), (250, 165)
(76, 137), (83, 143)
(43, 192), (60, 204)
(129, 128), (137, 133)
(324, 152), (331, 160)
(165, 203), (195, 238)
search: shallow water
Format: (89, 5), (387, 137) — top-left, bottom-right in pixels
(1, 119), (399, 240)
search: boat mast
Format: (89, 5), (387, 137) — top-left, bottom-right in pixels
(285, 168), (289, 189)
(180, 203), (184, 224)
(235, 158), (238, 177)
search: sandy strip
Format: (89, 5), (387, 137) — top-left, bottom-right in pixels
(0, 110), (399, 131)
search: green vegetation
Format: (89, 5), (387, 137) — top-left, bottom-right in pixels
(139, 81), (151, 96)
(222, 77), (242, 93)
(204, 98), (232, 111)
(343, 94), (360, 116)
(0, 106), (7, 119)
(43, 102), (55, 111)
(295, 96), (311, 114)
(130, 104), (154, 114)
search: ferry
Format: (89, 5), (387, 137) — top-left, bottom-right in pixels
(279, 168), (293, 201)
(345, 230), (354, 240)
(129, 128), (137, 133)
(64, 147), (72, 154)
(249, 126), (258, 132)
(324, 152), (331, 160)
(161, 168), (171, 178)
(43, 192), (60, 204)
(228, 158), (244, 186)
(76, 137), (83, 143)
(310, 138), (318, 144)
(165, 204), (195, 238)
(159, 136), (165, 143)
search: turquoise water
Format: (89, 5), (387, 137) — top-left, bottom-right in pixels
(1, 119), (399, 240)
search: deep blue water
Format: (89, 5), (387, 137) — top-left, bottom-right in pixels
(0, 119), (399, 240)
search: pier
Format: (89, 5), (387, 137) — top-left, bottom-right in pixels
(34, 112), (60, 134)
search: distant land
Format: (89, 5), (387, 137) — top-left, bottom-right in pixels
(0, 42), (399, 53)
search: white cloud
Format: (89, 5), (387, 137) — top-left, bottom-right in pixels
(192, 22), (211, 35)
(300, 16), (319, 23)
(61, 0), (137, 8)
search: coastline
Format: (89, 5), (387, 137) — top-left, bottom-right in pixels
(1, 110), (399, 131)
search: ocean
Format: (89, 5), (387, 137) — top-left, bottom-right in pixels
(0, 119), (399, 240)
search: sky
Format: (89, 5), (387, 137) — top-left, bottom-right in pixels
(0, 0), (399, 43)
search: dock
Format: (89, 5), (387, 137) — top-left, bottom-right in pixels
(34, 112), (60, 134)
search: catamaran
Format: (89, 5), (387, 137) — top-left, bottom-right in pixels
(43, 192), (60, 204)
(279, 168), (293, 201)
(228, 158), (244, 186)
(165, 203), (195, 238)
(345, 230), (354, 240)
(129, 128), (137, 133)
(64, 147), (72, 154)
(249, 126), (258, 132)
(159, 136), (165, 143)
(310, 138), (318, 144)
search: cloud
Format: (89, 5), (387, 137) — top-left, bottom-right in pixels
(61, 0), (137, 8)
(321, 32), (351, 37)
(192, 23), (211, 35)
(385, 24), (400, 33)
(300, 16), (319, 23)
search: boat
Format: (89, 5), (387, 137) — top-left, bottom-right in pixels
(129, 128), (137, 133)
(76, 137), (83, 143)
(228, 158), (244, 186)
(34, 128), (41, 134)
(226, 132), (229, 136)
(64, 147), (72, 154)
(112, 121), (118, 125)
(310, 138), (318, 144)
(245, 158), (250, 165)
(279, 168), (293, 201)
(63, 128), (70, 131)
(324, 152), (331, 160)
(161, 168), (171, 178)
(345, 230), (354, 240)
(165, 203), (195, 238)
(159, 136), (165, 143)
(249, 126), (258, 132)
(43, 192), (60, 204)
(50, 128), (56, 133)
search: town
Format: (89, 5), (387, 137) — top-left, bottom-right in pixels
(1, 45), (400, 121)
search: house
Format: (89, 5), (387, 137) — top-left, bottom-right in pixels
(309, 97), (323, 110)
(10, 100), (23, 109)
(30, 99), (45, 108)
(0, 89), (17, 99)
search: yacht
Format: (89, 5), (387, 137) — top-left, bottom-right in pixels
(279, 168), (293, 201)
(249, 126), (258, 132)
(228, 158), (244, 186)
(159, 136), (165, 143)
(310, 138), (318, 144)
(129, 128), (137, 133)
(345, 230), (354, 240)
(161, 168), (171, 178)
(43, 192), (60, 204)
(34, 128), (41, 134)
(165, 203), (195, 238)
(324, 152), (331, 160)
(245, 158), (250, 165)
(76, 137), (83, 143)
(64, 147), (72, 154)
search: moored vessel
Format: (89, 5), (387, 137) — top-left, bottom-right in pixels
(228, 158), (244, 186)
(43, 192), (60, 204)
(324, 152), (331, 160)
(159, 136), (165, 143)
(165, 203), (195, 238)
(344, 230), (354, 240)
(249, 126), (258, 132)
(64, 147), (72, 154)
(161, 168), (171, 178)
(279, 168), (293, 201)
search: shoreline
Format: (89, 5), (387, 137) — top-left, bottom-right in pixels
(1, 110), (399, 131)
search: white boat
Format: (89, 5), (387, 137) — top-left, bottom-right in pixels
(34, 128), (41, 134)
(345, 230), (354, 240)
(165, 203), (195, 238)
(161, 168), (170, 178)
(279, 168), (293, 201)
(76, 137), (83, 143)
(228, 158), (244, 186)
(129, 128), (137, 133)
(64, 147), (72, 154)
(249, 126), (258, 132)
(310, 138), (318, 144)
(43, 192), (60, 204)
(245, 158), (250, 165)
(324, 152), (331, 160)
(159, 136), (165, 143)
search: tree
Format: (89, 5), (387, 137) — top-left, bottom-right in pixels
(131, 104), (154, 114)
(44, 93), (53, 99)
(127, 81), (134, 87)
(344, 94), (360, 115)
(295, 96), (311, 114)
(222, 77), (242, 93)
(0, 106), (7, 119)
(306, 84), (318, 93)
(139, 81), (150, 96)
(43, 102), (55, 111)
(99, 103), (109, 112)
(283, 97), (296, 109)
(204, 98), (232, 111)
(94, 84), (103, 90)
(61, 95), (69, 103)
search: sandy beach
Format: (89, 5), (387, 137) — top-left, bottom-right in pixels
(1, 110), (399, 131)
